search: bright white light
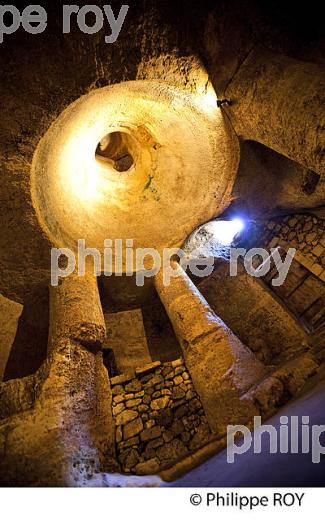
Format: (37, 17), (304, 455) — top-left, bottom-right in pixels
(232, 218), (245, 233)
(209, 218), (245, 245)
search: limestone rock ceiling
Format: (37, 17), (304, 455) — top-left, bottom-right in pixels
(31, 81), (239, 270)
(0, 45), (230, 302)
(0, 0), (323, 303)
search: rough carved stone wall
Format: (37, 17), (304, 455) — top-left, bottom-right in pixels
(103, 309), (151, 374)
(230, 141), (325, 219)
(198, 261), (309, 364)
(0, 339), (117, 486)
(255, 214), (325, 282)
(0, 296), (22, 381)
(99, 276), (183, 364)
(111, 358), (212, 475)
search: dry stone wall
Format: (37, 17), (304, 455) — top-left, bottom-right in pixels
(239, 214), (325, 282)
(263, 215), (324, 263)
(110, 358), (213, 475)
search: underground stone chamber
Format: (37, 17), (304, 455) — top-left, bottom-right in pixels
(0, 0), (324, 487)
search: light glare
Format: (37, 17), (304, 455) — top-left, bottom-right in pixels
(210, 218), (244, 245)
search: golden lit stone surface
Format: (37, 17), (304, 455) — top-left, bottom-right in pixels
(31, 81), (239, 271)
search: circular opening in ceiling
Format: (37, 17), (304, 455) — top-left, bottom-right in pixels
(30, 81), (239, 272)
(95, 131), (135, 172)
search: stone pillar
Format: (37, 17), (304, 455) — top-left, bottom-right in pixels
(154, 262), (265, 436)
(0, 274), (117, 486)
(48, 273), (117, 482)
(49, 272), (106, 349)
(222, 46), (325, 175)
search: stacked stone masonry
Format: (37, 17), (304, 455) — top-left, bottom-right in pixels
(248, 214), (325, 282)
(110, 358), (213, 475)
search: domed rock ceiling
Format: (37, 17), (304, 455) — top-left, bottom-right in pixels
(31, 81), (239, 268)
(0, 1), (323, 302)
